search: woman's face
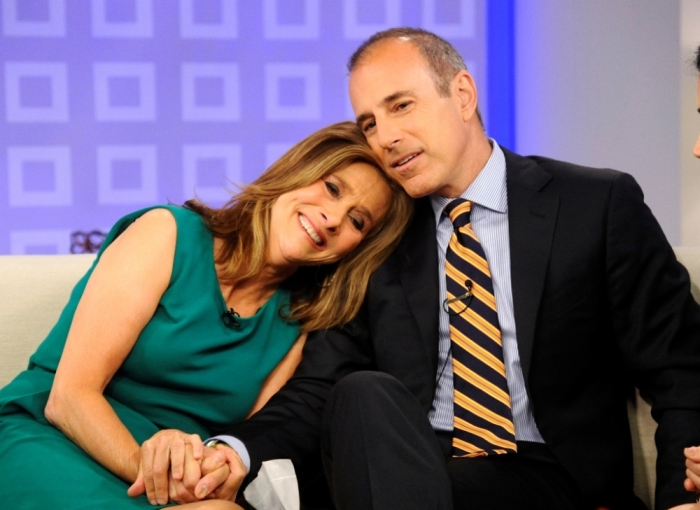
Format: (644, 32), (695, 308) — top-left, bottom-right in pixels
(268, 162), (392, 269)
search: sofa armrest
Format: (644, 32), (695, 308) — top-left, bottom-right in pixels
(0, 254), (95, 388)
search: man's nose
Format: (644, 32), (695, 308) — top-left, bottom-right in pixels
(376, 122), (402, 150)
(694, 133), (700, 159)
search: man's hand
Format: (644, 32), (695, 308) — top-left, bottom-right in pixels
(128, 429), (205, 505)
(127, 429), (246, 505)
(166, 443), (204, 504)
(195, 444), (247, 502)
(162, 443), (239, 504)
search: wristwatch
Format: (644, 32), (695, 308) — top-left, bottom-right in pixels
(203, 439), (231, 449)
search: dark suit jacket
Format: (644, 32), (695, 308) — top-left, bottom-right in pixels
(229, 149), (700, 509)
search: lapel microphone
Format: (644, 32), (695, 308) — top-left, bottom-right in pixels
(221, 307), (241, 329)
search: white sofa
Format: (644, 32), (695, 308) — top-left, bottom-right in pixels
(1, 249), (700, 509)
(0, 254), (96, 388)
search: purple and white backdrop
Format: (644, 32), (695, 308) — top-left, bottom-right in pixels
(0, 0), (487, 255)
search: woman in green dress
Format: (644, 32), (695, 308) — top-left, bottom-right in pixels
(0, 122), (413, 509)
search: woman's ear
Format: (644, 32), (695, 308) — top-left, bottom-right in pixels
(452, 70), (479, 122)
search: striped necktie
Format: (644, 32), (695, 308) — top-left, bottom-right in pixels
(443, 199), (517, 457)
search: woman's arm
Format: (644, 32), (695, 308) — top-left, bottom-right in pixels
(44, 208), (177, 483)
(246, 332), (307, 418)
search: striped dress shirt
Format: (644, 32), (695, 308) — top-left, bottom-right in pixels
(428, 141), (544, 443)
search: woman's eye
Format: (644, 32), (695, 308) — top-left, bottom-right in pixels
(350, 216), (365, 232)
(325, 181), (340, 197)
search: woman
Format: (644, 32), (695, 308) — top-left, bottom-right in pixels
(0, 121), (412, 509)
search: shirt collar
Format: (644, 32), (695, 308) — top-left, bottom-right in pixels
(430, 139), (507, 225)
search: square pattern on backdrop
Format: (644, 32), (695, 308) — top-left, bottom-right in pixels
(0, 0), (482, 253)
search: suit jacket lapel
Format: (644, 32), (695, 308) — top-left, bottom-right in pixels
(399, 198), (441, 376)
(505, 149), (559, 386)
(395, 152), (558, 387)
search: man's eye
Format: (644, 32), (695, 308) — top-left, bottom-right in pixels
(350, 215), (365, 232)
(325, 181), (340, 197)
(363, 120), (376, 133)
(396, 102), (409, 110)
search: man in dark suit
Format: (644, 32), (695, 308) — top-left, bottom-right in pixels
(140, 29), (700, 510)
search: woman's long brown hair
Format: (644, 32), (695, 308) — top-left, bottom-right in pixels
(186, 121), (413, 332)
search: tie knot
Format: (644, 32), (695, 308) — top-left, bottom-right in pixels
(444, 199), (472, 228)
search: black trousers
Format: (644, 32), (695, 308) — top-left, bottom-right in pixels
(320, 371), (587, 510)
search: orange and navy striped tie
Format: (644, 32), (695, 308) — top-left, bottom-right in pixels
(444, 199), (517, 457)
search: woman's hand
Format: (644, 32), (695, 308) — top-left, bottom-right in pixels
(128, 429), (207, 505)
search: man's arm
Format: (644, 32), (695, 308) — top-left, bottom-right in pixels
(227, 304), (375, 490)
(605, 172), (700, 509)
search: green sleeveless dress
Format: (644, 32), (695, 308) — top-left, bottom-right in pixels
(0, 205), (300, 508)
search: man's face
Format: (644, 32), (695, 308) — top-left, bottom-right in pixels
(694, 76), (700, 159)
(348, 39), (475, 198)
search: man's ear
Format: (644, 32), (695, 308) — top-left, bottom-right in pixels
(452, 70), (479, 122)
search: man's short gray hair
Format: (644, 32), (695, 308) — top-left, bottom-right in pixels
(347, 27), (467, 98)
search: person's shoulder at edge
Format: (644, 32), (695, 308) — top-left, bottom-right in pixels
(517, 153), (623, 180)
(132, 206), (178, 232)
(108, 207), (177, 262)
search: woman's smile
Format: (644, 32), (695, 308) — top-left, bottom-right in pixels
(298, 213), (324, 247)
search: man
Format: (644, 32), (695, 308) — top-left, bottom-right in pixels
(140, 29), (700, 509)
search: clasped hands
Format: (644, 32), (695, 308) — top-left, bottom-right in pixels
(127, 430), (246, 506)
(128, 432), (700, 508)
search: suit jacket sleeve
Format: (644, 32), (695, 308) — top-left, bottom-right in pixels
(224, 300), (375, 489)
(605, 172), (700, 509)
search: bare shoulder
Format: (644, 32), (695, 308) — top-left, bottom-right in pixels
(98, 208), (178, 283)
(113, 208), (177, 250)
(132, 207), (178, 236)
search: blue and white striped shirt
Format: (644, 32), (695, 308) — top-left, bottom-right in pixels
(428, 141), (544, 443)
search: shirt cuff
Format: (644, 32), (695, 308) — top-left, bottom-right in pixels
(209, 435), (251, 473)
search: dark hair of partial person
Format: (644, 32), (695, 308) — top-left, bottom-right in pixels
(185, 122), (413, 332)
(347, 27), (482, 125)
(695, 45), (700, 72)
